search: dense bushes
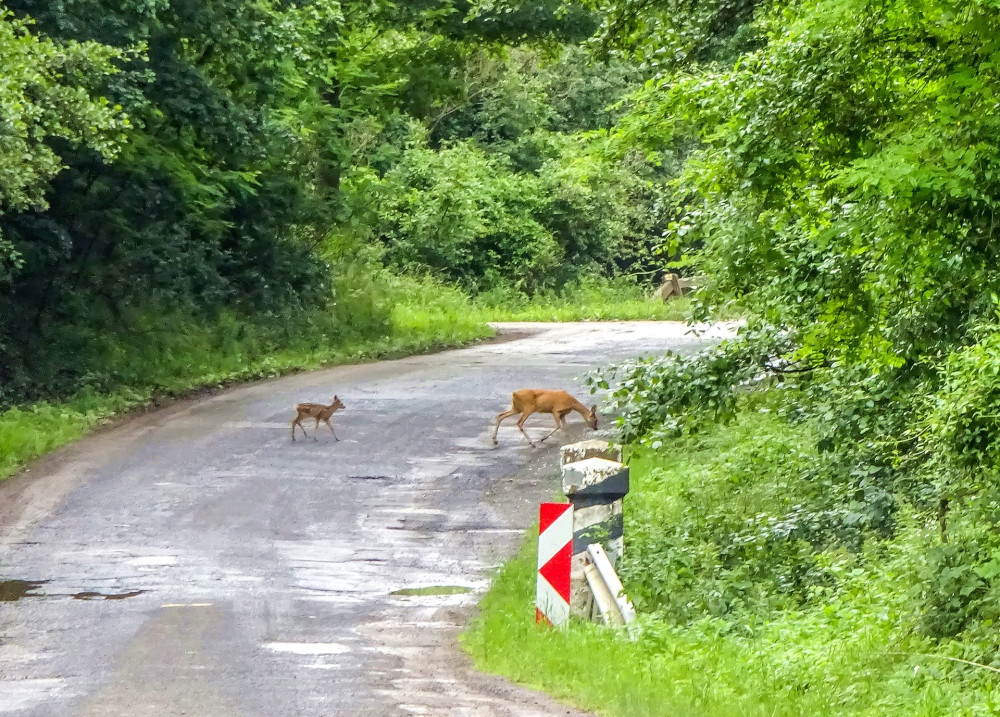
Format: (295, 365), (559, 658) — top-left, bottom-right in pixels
(454, 1), (1000, 710)
(576, 0), (1000, 655)
(363, 136), (647, 292)
(466, 409), (1000, 715)
(598, 333), (1000, 648)
(368, 143), (560, 291)
(0, 2), (670, 409)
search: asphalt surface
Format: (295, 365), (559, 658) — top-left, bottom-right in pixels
(0, 321), (730, 716)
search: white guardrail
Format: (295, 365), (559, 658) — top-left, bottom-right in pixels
(583, 543), (635, 627)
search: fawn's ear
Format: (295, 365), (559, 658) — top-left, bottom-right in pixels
(590, 404), (597, 414)
(334, 395), (339, 400)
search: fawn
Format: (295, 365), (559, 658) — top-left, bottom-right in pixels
(291, 395), (345, 441)
(492, 389), (597, 447)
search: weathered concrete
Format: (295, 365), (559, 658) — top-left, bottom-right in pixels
(561, 458), (628, 496)
(0, 321), (732, 717)
(559, 440), (622, 466)
(561, 454), (630, 617)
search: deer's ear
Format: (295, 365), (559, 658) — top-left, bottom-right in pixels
(591, 404), (597, 413)
(333, 395), (339, 400)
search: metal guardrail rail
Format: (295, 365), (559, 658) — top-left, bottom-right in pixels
(583, 543), (635, 627)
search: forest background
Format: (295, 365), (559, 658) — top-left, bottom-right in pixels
(6, 0), (1000, 713)
(0, 0), (677, 477)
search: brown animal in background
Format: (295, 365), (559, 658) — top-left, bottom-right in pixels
(291, 396), (345, 441)
(492, 389), (597, 447)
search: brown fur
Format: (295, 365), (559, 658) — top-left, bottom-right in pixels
(291, 395), (345, 441)
(492, 389), (597, 447)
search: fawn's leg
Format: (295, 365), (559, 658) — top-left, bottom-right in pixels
(324, 418), (339, 441)
(312, 417), (321, 440)
(291, 416), (307, 441)
(492, 408), (518, 445)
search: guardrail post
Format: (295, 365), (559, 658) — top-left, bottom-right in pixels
(560, 441), (628, 618)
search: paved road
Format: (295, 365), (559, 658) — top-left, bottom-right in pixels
(0, 322), (729, 716)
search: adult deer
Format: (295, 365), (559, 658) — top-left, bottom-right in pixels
(291, 396), (345, 441)
(492, 389), (597, 447)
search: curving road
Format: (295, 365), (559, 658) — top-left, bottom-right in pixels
(0, 322), (729, 717)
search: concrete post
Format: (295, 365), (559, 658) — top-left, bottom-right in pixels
(559, 439), (623, 466)
(560, 441), (628, 617)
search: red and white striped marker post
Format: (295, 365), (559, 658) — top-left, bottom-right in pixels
(536, 502), (573, 627)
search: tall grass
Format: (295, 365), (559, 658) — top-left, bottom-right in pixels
(463, 408), (1000, 716)
(387, 274), (486, 346)
(472, 276), (694, 322)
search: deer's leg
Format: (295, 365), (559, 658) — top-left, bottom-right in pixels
(516, 410), (537, 446)
(539, 412), (563, 443)
(324, 418), (339, 441)
(492, 408), (518, 445)
(312, 417), (321, 441)
(291, 416), (307, 441)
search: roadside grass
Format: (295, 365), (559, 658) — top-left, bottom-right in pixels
(0, 275), (489, 482)
(463, 408), (1000, 716)
(471, 277), (693, 322)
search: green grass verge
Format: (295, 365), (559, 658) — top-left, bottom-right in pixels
(472, 277), (694, 322)
(464, 409), (1000, 716)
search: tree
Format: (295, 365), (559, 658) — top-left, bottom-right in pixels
(0, 9), (129, 281)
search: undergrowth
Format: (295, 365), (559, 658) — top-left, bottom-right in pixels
(472, 276), (693, 322)
(464, 400), (1000, 716)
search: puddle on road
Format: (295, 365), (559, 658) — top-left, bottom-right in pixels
(0, 580), (48, 601)
(390, 586), (473, 597)
(72, 590), (146, 601)
(0, 580), (145, 602)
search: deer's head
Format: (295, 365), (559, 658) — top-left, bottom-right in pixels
(331, 395), (345, 410)
(586, 405), (598, 430)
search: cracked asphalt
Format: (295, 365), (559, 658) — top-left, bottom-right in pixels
(0, 321), (730, 716)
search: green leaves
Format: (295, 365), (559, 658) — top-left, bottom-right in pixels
(0, 10), (131, 215)
(367, 141), (560, 291)
(1, 0), (658, 403)
(590, 324), (793, 443)
(920, 325), (1000, 472)
(589, 0), (1000, 651)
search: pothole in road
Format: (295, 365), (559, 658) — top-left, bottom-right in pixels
(390, 585), (473, 597)
(0, 580), (48, 601)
